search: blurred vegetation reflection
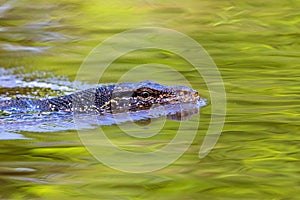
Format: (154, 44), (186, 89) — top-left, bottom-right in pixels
(0, 0), (299, 199)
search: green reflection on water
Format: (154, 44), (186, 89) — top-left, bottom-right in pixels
(0, 0), (299, 199)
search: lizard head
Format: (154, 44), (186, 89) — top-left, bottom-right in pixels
(106, 80), (202, 113)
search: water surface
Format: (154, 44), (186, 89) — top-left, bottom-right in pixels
(0, 0), (299, 199)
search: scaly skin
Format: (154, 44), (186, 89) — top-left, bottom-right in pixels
(0, 81), (200, 114)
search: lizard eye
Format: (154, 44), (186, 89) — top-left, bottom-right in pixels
(140, 91), (150, 98)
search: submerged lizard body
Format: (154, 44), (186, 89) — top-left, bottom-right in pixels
(0, 81), (201, 114)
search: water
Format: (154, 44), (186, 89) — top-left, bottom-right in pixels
(0, 0), (299, 199)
